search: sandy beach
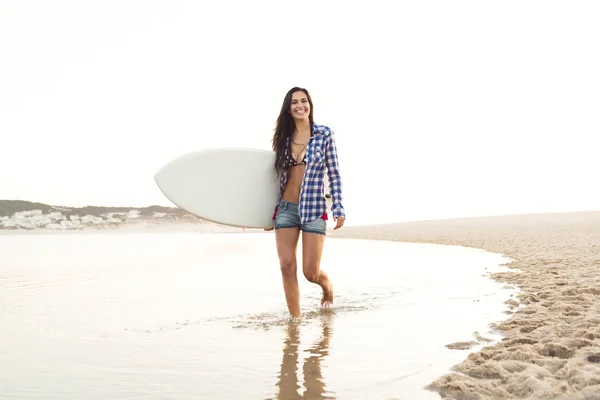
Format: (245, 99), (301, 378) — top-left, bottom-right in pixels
(331, 210), (600, 399)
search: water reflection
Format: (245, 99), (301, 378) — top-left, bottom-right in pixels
(273, 316), (334, 400)
(0, 234), (514, 400)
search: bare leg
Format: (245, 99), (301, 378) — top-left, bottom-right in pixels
(276, 227), (301, 317)
(302, 232), (333, 307)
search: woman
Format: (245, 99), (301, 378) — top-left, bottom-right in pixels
(265, 87), (346, 318)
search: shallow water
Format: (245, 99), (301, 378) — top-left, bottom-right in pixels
(0, 232), (514, 399)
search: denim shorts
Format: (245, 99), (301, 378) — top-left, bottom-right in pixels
(274, 200), (327, 235)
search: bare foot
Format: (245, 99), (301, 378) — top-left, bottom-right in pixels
(321, 282), (334, 308)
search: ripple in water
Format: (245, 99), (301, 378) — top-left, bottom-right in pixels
(125, 288), (399, 334)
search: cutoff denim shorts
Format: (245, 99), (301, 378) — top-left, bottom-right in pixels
(274, 200), (327, 236)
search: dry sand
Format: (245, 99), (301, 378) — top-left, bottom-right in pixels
(331, 211), (600, 400)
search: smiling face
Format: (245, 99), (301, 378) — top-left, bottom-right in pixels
(289, 90), (311, 121)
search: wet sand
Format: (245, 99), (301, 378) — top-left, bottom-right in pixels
(331, 211), (600, 399)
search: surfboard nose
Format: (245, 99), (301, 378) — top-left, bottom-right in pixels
(152, 148), (280, 229)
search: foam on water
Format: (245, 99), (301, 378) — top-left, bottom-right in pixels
(0, 232), (516, 399)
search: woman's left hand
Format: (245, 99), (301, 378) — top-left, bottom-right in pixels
(333, 217), (345, 230)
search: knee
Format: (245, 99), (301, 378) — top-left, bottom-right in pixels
(303, 269), (319, 283)
(280, 258), (296, 277)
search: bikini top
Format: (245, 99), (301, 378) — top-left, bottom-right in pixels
(284, 142), (307, 168)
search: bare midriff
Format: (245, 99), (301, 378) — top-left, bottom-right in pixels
(281, 165), (305, 203)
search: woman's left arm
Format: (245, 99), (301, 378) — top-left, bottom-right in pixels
(324, 130), (345, 229)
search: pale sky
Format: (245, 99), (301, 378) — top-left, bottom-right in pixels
(1, 0), (599, 226)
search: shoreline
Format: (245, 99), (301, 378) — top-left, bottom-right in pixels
(330, 210), (600, 399)
(0, 221), (261, 235)
(5, 209), (599, 397)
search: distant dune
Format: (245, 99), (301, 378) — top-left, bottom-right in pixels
(0, 200), (218, 232)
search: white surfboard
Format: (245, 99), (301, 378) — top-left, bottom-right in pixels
(154, 148), (281, 229)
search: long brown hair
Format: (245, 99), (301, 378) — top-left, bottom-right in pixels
(271, 87), (314, 173)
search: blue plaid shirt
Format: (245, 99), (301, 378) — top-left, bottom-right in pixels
(276, 122), (345, 224)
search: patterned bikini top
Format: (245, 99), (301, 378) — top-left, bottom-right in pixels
(284, 139), (308, 168)
(284, 149), (306, 168)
